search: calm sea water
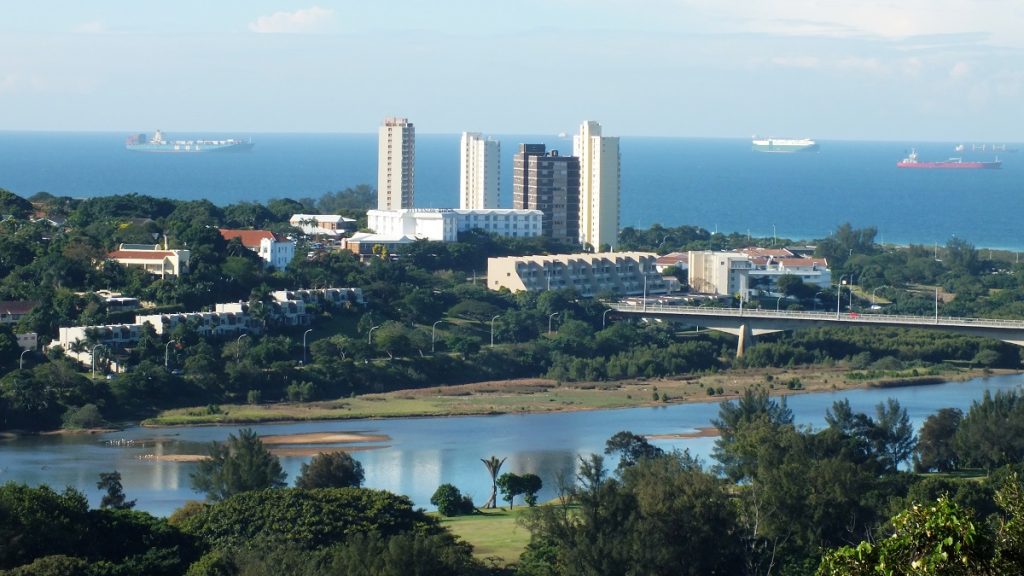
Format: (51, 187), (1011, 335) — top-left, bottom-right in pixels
(1, 375), (1022, 516)
(0, 131), (1021, 249)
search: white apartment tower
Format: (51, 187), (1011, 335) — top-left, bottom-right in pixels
(460, 132), (501, 209)
(574, 120), (620, 250)
(378, 117), (415, 210)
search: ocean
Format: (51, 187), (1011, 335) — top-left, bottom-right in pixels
(0, 131), (1021, 250)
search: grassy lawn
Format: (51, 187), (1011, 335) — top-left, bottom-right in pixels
(438, 507), (532, 566)
(143, 366), (999, 427)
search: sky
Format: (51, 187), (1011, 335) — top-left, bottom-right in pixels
(1, 0), (1022, 140)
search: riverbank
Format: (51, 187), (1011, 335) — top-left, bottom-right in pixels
(143, 366), (1010, 427)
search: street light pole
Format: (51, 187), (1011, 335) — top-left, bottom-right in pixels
(935, 288), (939, 323)
(871, 285), (889, 306)
(19, 349), (29, 370)
(548, 312), (560, 334)
(490, 315), (500, 347)
(642, 273), (648, 312)
(302, 329), (313, 364)
(431, 320), (444, 353)
(776, 295), (783, 312)
(367, 324), (381, 345)
(236, 333), (248, 360)
(91, 344), (104, 379)
(836, 275), (848, 319)
(164, 339), (177, 369)
(602, 308), (612, 329)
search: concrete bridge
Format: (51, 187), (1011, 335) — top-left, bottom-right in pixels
(609, 302), (1024, 356)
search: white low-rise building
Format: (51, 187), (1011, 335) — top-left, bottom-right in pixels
(219, 229), (295, 269)
(487, 252), (666, 297)
(51, 287), (365, 368)
(107, 244), (190, 277)
(367, 208), (543, 243)
(289, 214), (356, 237)
(688, 249), (831, 300)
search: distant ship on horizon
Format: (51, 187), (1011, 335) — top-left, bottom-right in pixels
(126, 130), (254, 153)
(897, 149), (1001, 170)
(751, 137), (819, 153)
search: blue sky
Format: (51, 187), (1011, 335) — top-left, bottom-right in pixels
(1, 1), (1021, 140)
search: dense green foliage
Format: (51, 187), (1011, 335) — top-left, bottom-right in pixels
(189, 428), (286, 501)
(177, 487), (442, 550)
(295, 451), (365, 489)
(0, 482), (198, 575)
(430, 484), (475, 517)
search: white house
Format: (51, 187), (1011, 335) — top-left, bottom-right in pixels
(367, 208), (542, 243)
(219, 229), (295, 269)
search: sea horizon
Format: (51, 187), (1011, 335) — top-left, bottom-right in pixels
(1, 131), (1021, 250)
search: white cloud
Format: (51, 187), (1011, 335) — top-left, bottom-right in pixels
(769, 56), (820, 69)
(949, 61), (971, 80)
(677, 0), (1023, 48)
(248, 6), (335, 34)
(74, 20), (107, 34)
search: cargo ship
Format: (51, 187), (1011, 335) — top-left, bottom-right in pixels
(751, 137), (819, 153)
(896, 149), (1001, 170)
(125, 130), (254, 153)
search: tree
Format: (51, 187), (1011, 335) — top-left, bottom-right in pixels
(481, 455), (506, 509)
(497, 471), (524, 506)
(712, 386), (794, 481)
(604, 430), (664, 470)
(956, 390), (1024, 470)
(817, 496), (992, 575)
(873, 398), (917, 472)
(189, 428), (286, 501)
(97, 471), (135, 510)
(914, 407), (963, 472)
(295, 451), (365, 489)
(430, 483), (474, 517)
(519, 473), (543, 507)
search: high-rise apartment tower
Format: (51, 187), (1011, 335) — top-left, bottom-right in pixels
(574, 121), (620, 250)
(377, 117), (415, 210)
(513, 144), (580, 246)
(460, 132), (501, 209)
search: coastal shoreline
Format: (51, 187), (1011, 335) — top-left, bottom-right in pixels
(139, 366), (1015, 429)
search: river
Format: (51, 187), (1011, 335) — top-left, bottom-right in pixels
(1, 374), (1022, 517)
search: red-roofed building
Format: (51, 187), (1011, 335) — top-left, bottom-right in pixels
(0, 300), (37, 324)
(107, 244), (190, 277)
(219, 229), (295, 269)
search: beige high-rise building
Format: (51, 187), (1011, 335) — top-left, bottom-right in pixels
(574, 121), (620, 250)
(460, 132), (501, 209)
(378, 117), (415, 210)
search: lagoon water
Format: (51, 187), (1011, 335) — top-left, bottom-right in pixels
(2, 374), (1023, 516)
(0, 132), (1022, 249)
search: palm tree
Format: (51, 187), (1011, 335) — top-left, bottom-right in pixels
(481, 456), (507, 509)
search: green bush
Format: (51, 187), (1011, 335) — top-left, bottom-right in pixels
(430, 484), (474, 517)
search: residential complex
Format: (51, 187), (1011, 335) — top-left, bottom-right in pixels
(378, 117), (415, 210)
(512, 144), (580, 246)
(487, 252), (667, 297)
(460, 132), (501, 210)
(106, 244), (190, 277)
(365, 208), (543, 243)
(53, 288), (363, 368)
(219, 229), (295, 269)
(688, 248), (831, 300)
(574, 121), (620, 250)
